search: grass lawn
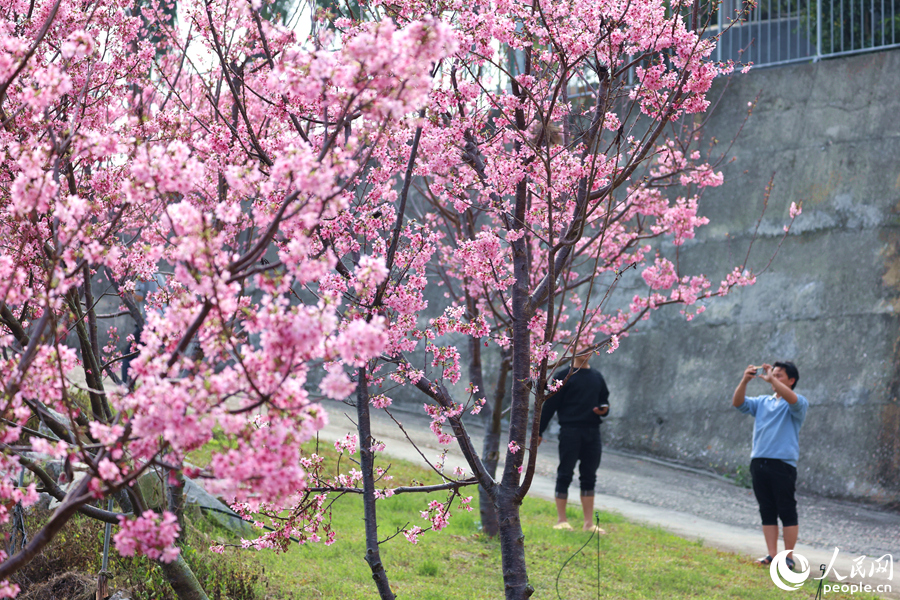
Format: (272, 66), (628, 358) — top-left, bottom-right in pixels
(197, 439), (883, 600)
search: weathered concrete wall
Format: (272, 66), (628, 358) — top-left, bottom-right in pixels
(597, 50), (900, 505)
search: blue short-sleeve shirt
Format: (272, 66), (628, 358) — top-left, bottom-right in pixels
(736, 394), (809, 466)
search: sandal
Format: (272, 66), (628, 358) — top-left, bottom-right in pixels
(756, 555), (773, 565)
(583, 525), (607, 534)
(553, 522), (574, 530)
(785, 557), (795, 571)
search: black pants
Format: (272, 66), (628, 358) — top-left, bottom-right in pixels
(555, 426), (602, 498)
(750, 457), (798, 527)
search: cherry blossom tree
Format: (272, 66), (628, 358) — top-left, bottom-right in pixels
(0, 0), (802, 598)
(200, 2), (797, 600)
(0, 0), (453, 597)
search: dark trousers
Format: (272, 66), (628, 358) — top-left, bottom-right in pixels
(750, 457), (798, 527)
(555, 426), (602, 498)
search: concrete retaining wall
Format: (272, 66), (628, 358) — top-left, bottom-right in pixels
(597, 50), (900, 505)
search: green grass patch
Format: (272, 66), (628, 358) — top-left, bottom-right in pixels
(223, 442), (884, 600)
(29, 439), (870, 599)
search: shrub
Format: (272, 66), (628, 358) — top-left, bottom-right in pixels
(10, 506), (269, 600)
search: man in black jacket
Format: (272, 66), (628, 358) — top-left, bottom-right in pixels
(538, 351), (609, 533)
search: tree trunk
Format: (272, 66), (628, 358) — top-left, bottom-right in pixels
(495, 338), (536, 600)
(496, 486), (533, 600)
(494, 128), (535, 599)
(467, 320), (499, 538)
(478, 430), (501, 537)
(158, 554), (209, 600)
(479, 347), (510, 537)
(356, 366), (396, 600)
(132, 478), (209, 600)
(167, 468), (186, 534)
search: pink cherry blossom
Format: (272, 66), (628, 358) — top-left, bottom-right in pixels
(606, 335), (620, 354)
(114, 512), (181, 563)
(403, 526), (424, 544)
(334, 434), (359, 455)
(320, 370), (357, 399)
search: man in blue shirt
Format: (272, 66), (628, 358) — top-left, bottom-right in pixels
(732, 361), (808, 569)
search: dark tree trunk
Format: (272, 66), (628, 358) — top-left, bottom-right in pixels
(496, 486), (532, 600)
(479, 347), (510, 537)
(356, 366), (396, 600)
(478, 430), (501, 536)
(167, 468), (186, 534)
(158, 554), (209, 600)
(492, 146), (536, 599)
(130, 475), (209, 600)
(466, 312), (500, 538)
(494, 326), (536, 598)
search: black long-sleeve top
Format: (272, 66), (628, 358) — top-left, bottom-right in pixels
(539, 367), (610, 435)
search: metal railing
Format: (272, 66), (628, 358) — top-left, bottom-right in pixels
(520, 0), (899, 101)
(712, 0), (900, 67)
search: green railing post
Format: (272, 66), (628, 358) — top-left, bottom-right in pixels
(816, 0), (823, 59)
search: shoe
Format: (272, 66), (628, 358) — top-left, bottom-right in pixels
(553, 522), (573, 530)
(785, 557), (795, 571)
(756, 555), (773, 565)
(583, 525), (607, 534)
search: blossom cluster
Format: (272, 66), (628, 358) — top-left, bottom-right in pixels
(113, 512), (181, 563)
